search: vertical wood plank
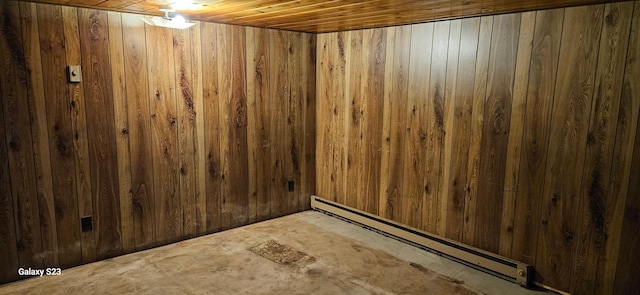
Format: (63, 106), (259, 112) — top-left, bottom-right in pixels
(355, 31), (369, 211)
(0, 4), (19, 279)
(379, 27), (394, 220)
(301, 33), (316, 211)
(463, 16), (493, 246)
(316, 33), (333, 201)
(536, 5), (604, 290)
(189, 23), (207, 235)
(382, 26), (411, 223)
(145, 23), (181, 243)
(424, 20), (449, 233)
(107, 11), (134, 254)
(78, 8), (123, 259)
(217, 24), (232, 229)
(201, 22), (222, 233)
(402, 23), (433, 230)
(61, 5), (96, 263)
(511, 9), (562, 263)
(122, 13), (155, 249)
(20, 1), (59, 267)
(345, 30), (363, 210)
(287, 31), (303, 215)
(173, 27), (197, 237)
(228, 25), (249, 227)
(445, 17), (479, 241)
(3, 1), (44, 269)
(39, 3), (80, 267)
(331, 31), (346, 207)
(245, 27), (258, 224)
(572, 2), (633, 294)
(500, 10), (536, 257)
(438, 19), (461, 236)
(252, 27), (272, 221)
(269, 29), (288, 217)
(362, 28), (385, 215)
(474, 13), (520, 253)
(613, 3), (640, 293)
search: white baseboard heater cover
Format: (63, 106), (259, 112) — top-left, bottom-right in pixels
(311, 195), (535, 288)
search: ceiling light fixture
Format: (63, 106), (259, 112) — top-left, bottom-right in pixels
(141, 6), (196, 29)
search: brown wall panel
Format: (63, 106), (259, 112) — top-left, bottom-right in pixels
(536, 5), (604, 291)
(0, 0), (315, 285)
(614, 3), (640, 293)
(2, 2), (45, 270)
(0, 24), (19, 281)
(78, 8), (123, 260)
(107, 11), (134, 254)
(122, 13), (156, 250)
(316, 2), (640, 293)
(20, 2), (59, 267)
(38, 4), (79, 267)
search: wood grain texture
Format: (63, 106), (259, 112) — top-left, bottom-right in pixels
(20, 0), (630, 33)
(402, 23), (433, 230)
(249, 27), (272, 222)
(345, 30), (363, 210)
(246, 27), (258, 224)
(78, 8), (123, 260)
(362, 28), (385, 215)
(438, 19), (460, 237)
(424, 20), (449, 234)
(19, 1), (59, 267)
(445, 17), (479, 241)
(510, 9), (562, 264)
(217, 23), (232, 230)
(330, 31), (346, 208)
(315, 4), (640, 293)
(463, 16), (493, 247)
(301, 32), (316, 211)
(287, 31), (302, 215)
(107, 11), (134, 254)
(0, 10), (19, 280)
(1, 1), (316, 285)
(474, 13), (520, 253)
(571, 2), (633, 294)
(146, 23), (181, 244)
(498, 11), (535, 258)
(613, 3), (640, 293)
(190, 23), (207, 234)
(201, 22), (222, 233)
(227, 25), (249, 228)
(173, 26), (197, 238)
(269, 29), (289, 217)
(122, 13), (155, 250)
(38, 4), (78, 267)
(381, 25), (410, 223)
(535, 4), (604, 291)
(2, 1), (44, 269)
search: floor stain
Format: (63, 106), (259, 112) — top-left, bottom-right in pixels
(249, 240), (317, 268)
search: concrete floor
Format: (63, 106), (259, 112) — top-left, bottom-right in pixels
(0, 211), (551, 294)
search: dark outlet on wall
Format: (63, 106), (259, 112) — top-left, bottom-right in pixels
(81, 216), (92, 232)
(287, 180), (295, 192)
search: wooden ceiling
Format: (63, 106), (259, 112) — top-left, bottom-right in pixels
(21, 0), (623, 32)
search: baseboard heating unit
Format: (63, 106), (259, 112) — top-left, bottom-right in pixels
(310, 195), (535, 288)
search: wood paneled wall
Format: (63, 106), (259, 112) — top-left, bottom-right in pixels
(316, 1), (640, 294)
(0, 0), (316, 284)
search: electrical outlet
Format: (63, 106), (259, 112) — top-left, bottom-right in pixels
(287, 180), (295, 192)
(81, 216), (92, 231)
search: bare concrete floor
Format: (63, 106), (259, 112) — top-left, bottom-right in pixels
(0, 211), (550, 294)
